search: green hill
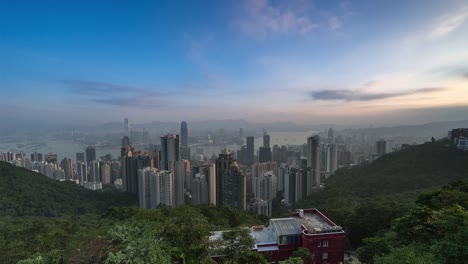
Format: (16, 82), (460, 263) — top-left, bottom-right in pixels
(0, 161), (137, 216)
(294, 142), (468, 248)
(325, 141), (468, 197)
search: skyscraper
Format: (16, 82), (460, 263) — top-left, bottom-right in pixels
(160, 134), (179, 171)
(85, 146), (96, 164)
(181, 121), (188, 147)
(180, 121), (190, 159)
(222, 160), (246, 210)
(376, 139), (387, 157)
(246, 136), (255, 165)
(76, 152), (85, 163)
(160, 134), (184, 207)
(307, 135), (321, 191)
(263, 132), (270, 148)
(215, 149), (233, 207)
(60, 158), (73, 180)
(124, 118), (129, 137)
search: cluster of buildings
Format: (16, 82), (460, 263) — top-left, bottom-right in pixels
(449, 128), (468, 151)
(210, 208), (345, 264)
(0, 120), (355, 217)
(0, 146), (122, 191)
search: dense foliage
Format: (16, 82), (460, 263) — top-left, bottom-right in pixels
(0, 161), (137, 216)
(358, 181), (468, 263)
(0, 205), (265, 263)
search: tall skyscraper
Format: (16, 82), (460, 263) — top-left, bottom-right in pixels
(376, 139), (387, 157)
(222, 160), (246, 210)
(246, 136), (255, 165)
(307, 135), (321, 191)
(215, 149), (233, 207)
(180, 121), (190, 159)
(181, 121), (188, 147)
(263, 132), (270, 148)
(160, 134), (184, 207)
(77, 162), (87, 183)
(85, 146), (96, 164)
(76, 152), (85, 163)
(60, 158), (73, 180)
(124, 118), (129, 137)
(160, 134), (180, 171)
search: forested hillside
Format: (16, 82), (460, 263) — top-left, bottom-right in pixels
(292, 142), (468, 248)
(0, 161), (137, 216)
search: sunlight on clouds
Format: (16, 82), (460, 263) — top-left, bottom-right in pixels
(430, 7), (468, 38)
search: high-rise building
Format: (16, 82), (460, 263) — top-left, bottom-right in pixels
(76, 152), (85, 163)
(160, 134), (184, 207)
(222, 160), (246, 210)
(124, 118), (129, 137)
(77, 162), (87, 183)
(60, 158), (73, 180)
(89, 160), (100, 182)
(208, 163), (216, 205)
(215, 149), (233, 207)
(272, 145), (281, 164)
(263, 132), (270, 148)
(122, 136), (131, 148)
(258, 147), (272, 162)
(160, 134), (180, 171)
(126, 154), (152, 194)
(181, 121), (188, 147)
(376, 139), (387, 156)
(246, 136), (255, 165)
(139, 167), (175, 208)
(100, 162), (111, 184)
(85, 146), (96, 164)
(307, 135), (321, 191)
(251, 161), (278, 197)
(45, 153), (57, 163)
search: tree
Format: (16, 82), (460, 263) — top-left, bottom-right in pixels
(374, 245), (434, 264)
(292, 247), (313, 262)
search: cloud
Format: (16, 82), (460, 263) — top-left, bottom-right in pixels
(329, 16), (341, 31)
(235, 0), (319, 38)
(311, 87), (444, 101)
(430, 7), (468, 38)
(464, 72), (468, 79)
(64, 80), (162, 108)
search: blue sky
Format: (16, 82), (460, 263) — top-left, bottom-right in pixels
(1, 0), (468, 127)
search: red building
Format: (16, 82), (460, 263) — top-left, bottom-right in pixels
(209, 208), (345, 263)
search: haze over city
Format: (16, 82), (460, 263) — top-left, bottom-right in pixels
(1, 0), (468, 129)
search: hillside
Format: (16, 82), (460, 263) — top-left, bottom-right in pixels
(294, 142), (468, 248)
(327, 141), (468, 197)
(0, 161), (137, 216)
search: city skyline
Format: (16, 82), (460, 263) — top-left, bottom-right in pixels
(1, 0), (468, 127)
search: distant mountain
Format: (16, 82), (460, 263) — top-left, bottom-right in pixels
(340, 119), (468, 138)
(0, 162), (137, 217)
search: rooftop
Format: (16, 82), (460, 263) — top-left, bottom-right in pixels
(270, 218), (303, 236)
(293, 209), (344, 234)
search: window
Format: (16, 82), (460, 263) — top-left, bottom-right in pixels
(323, 252), (328, 259)
(317, 241), (321, 247)
(323, 240), (329, 247)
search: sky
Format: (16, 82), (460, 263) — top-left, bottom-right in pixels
(1, 0), (468, 128)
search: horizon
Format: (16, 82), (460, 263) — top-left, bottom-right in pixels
(1, 0), (468, 129)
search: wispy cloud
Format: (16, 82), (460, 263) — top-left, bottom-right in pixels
(430, 7), (468, 38)
(64, 80), (163, 108)
(235, 0), (319, 38)
(329, 16), (341, 31)
(311, 87), (444, 101)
